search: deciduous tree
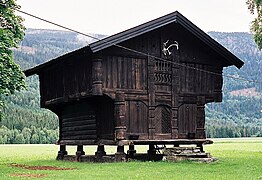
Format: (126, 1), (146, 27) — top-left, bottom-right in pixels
(246, 0), (262, 49)
(0, 0), (26, 119)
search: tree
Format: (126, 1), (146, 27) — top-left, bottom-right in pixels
(246, 0), (262, 49)
(31, 133), (39, 144)
(14, 133), (25, 144)
(0, 0), (26, 119)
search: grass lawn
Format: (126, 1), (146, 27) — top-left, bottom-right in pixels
(0, 138), (261, 179)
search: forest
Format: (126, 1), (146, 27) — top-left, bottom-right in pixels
(0, 29), (261, 144)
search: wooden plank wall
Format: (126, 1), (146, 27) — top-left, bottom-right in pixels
(102, 56), (148, 90)
(126, 100), (148, 134)
(40, 66), (64, 103)
(179, 63), (216, 95)
(178, 104), (197, 137)
(40, 56), (92, 104)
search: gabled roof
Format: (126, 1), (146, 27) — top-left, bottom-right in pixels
(89, 11), (243, 68)
(24, 11), (244, 76)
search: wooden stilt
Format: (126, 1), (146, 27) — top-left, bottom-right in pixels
(95, 145), (106, 157)
(173, 144), (179, 147)
(127, 144), (136, 158)
(148, 144), (156, 154)
(197, 143), (204, 152)
(115, 145), (126, 162)
(147, 144), (156, 160)
(76, 145), (85, 162)
(56, 145), (67, 160)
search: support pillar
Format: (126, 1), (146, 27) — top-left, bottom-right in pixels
(148, 56), (156, 140)
(56, 145), (68, 160)
(76, 145), (85, 162)
(127, 144), (136, 158)
(115, 145), (126, 162)
(148, 106), (155, 140)
(173, 143), (179, 147)
(171, 53), (180, 139)
(171, 107), (179, 139)
(196, 97), (206, 139)
(92, 57), (103, 96)
(114, 91), (126, 140)
(95, 145), (106, 157)
(197, 143), (204, 152)
(147, 144), (156, 160)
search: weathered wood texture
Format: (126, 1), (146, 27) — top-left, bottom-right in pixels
(38, 22), (226, 144)
(59, 96), (114, 142)
(102, 56), (148, 90)
(39, 53), (93, 106)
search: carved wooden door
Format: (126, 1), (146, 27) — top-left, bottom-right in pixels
(154, 106), (171, 134)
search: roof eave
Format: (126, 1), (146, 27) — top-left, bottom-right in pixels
(24, 46), (92, 76)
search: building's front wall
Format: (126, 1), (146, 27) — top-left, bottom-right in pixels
(38, 22), (225, 143)
(101, 22), (224, 140)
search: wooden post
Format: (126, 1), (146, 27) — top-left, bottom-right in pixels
(56, 145), (67, 160)
(95, 145), (106, 157)
(115, 145), (126, 162)
(147, 144), (156, 156)
(92, 57), (103, 96)
(173, 143), (179, 147)
(114, 91), (126, 140)
(197, 143), (204, 152)
(171, 53), (180, 139)
(171, 107), (179, 139)
(127, 144), (136, 158)
(76, 145), (85, 162)
(196, 96), (206, 139)
(148, 56), (155, 139)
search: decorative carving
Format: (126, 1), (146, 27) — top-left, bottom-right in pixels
(114, 92), (126, 140)
(154, 73), (172, 84)
(154, 60), (172, 84)
(155, 106), (171, 133)
(155, 60), (171, 71)
(162, 40), (179, 56)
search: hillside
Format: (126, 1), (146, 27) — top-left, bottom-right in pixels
(0, 29), (261, 144)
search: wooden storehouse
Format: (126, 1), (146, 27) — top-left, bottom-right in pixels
(24, 11), (244, 162)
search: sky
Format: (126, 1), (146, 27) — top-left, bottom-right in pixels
(16, 0), (254, 36)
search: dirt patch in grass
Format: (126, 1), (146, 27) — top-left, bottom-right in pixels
(10, 163), (76, 170)
(10, 173), (47, 178)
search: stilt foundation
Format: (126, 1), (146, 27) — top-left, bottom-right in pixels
(56, 139), (214, 162)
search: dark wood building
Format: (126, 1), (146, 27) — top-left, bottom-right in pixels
(25, 11), (244, 161)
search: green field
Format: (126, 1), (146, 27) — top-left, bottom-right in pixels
(0, 138), (261, 179)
